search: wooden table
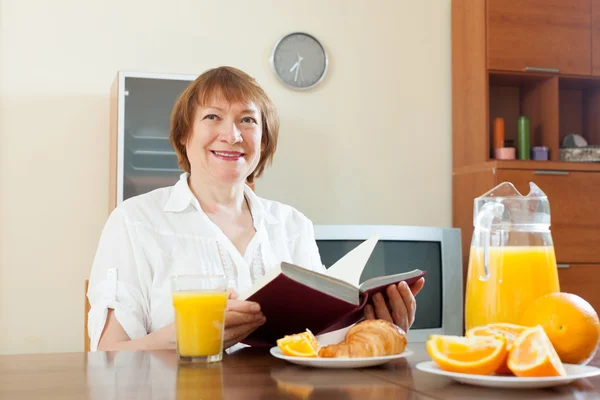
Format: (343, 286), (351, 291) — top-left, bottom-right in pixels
(1, 344), (599, 399)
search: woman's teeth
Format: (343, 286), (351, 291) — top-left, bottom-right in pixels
(213, 151), (242, 158)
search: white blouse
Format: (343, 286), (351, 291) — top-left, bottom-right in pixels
(87, 173), (326, 351)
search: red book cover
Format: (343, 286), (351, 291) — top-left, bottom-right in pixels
(240, 267), (427, 347)
(241, 274), (361, 347)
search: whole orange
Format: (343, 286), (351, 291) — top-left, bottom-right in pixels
(520, 292), (600, 364)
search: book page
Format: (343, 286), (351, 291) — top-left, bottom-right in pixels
(325, 236), (379, 288)
(358, 269), (425, 292)
(281, 264), (360, 305)
(238, 262), (361, 305)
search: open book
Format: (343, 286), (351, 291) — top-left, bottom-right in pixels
(238, 236), (427, 346)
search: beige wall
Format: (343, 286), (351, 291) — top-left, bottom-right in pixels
(0, 0), (452, 354)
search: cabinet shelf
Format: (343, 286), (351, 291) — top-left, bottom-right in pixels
(454, 160), (600, 175)
(559, 77), (600, 147)
(488, 71), (559, 161)
(487, 71), (600, 163)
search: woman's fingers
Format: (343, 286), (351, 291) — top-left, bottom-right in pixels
(363, 304), (376, 320)
(410, 278), (425, 297)
(226, 299), (260, 313)
(228, 288), (239, 300)
(223, 318), (265, 344)
(225, 299), (263, 327)
(386, 284), (410, 332)
(225, 310), (264, 327)
(397, 281), (417, 328)
(372, 292), (394, 324)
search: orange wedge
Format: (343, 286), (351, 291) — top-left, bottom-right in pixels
(427, 334), (507, 375)
(277, 330), (319, 358)
(466, 323), (528, 374)
(507, 325), (566, 377)
(466, 323), (527, 348)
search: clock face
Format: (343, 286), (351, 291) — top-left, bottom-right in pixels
(271, 32), (328, 90)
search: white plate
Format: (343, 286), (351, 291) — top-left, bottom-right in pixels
(416, 361), (600, 389)
(269, 347), (413, 369)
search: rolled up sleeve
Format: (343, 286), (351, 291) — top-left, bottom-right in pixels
(87, 208), (150, 351)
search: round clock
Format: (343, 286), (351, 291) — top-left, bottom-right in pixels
(270, 32), (328, 90)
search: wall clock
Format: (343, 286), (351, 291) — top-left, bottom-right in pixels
(270, 32), (328, 90)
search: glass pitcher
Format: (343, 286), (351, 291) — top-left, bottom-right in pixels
(464, 182), (560, 331)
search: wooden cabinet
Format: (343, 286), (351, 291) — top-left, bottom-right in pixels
(495, 169), (600, 263)
(558, 264), (600, 313)
(487, 0), (591, 76)
(453, 0), (600, 311)
(593, 0), (600, 75)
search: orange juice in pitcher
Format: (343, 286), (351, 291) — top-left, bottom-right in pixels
(464, 182), (560, 331)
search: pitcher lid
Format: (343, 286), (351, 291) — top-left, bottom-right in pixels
(473, 182), (551, 227)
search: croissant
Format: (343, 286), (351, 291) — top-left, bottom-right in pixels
(318, 319), (407, 358)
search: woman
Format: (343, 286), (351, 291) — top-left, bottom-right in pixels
(87, 66), (425, 352)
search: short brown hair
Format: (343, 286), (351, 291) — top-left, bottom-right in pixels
(170, 66), (279, 184)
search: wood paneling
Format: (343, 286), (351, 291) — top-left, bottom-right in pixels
(558, 264), (600, 313)
(452, 0), (488, 168)
(559, 89), (584, 143)
(593, 0), (600, 76)
(495, 159), (600, 172)
(489, 86), (520, 149)
(583, 87), (600, 145)
(521, 77), (560, 159)
(487, 0), (592, 75)
(495, 169), (600, 263)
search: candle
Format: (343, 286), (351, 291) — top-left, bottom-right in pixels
(493, 117), (505, 150)
(518, 116), (530, 160)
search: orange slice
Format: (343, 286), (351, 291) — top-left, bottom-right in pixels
(277, 330), (319, 358)
(466, 323), (527, 348)
(427, 334), (507, 375)
(466, 323), (528, 374)
(507, 325), (566, 377)
(279, 340), (318, 357)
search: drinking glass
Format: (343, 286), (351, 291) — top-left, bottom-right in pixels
(171, 274), (228, 363)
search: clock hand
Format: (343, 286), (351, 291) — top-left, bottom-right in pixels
(290, 53), (304, 82)
(294, 53), (305, 82)
(289, 60), (299, 73)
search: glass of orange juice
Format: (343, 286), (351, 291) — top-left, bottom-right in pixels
(171, 274), (228, 363)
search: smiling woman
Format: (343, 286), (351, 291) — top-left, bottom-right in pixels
(169, 67), (279, 186)
(86, 66), (424, 354)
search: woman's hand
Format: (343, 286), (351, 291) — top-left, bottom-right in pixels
(223, 289), (266, 349)
(363, 277), (425, 333)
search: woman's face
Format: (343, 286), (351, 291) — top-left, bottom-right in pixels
(184, 94), (262, 184)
